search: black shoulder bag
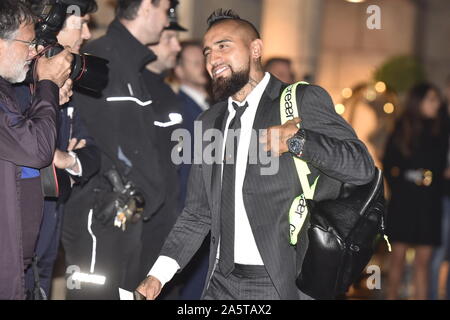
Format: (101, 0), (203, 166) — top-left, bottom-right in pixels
(279, 82), (390, 300)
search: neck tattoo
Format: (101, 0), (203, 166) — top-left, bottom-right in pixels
(233, 77), (261, 102)
(248, 77), (259, 89)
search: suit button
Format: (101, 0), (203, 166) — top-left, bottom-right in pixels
(212, 237), (216, 244)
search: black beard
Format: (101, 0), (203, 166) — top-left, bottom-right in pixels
(211, 67), (250, 102)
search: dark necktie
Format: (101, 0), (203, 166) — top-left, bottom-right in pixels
(219, 101), (249, 277)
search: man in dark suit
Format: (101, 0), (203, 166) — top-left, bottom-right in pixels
(137, 9), (375, 300)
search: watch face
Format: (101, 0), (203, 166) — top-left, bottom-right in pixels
(288, 138), (302, 154)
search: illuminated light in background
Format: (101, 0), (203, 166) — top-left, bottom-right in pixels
(375, 81), (387, 93)
(345, 0), (366, 3)
(391, 166), (400, 177)
(406, 248), (415, 264)
(342, 87), (353, 99)
(72, 272), (106, 285)
(365, 89), (377, 101)
(383, 102), (395, 114)
(335, 104), (346, 115)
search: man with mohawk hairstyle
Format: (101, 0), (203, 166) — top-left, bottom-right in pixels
(138, 9), (375, 300)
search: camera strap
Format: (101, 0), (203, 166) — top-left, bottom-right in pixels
(279, 81), (320, 246)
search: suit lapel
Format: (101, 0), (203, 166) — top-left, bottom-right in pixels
(202, 102), (228, 215)
(252, 76), (284, 131)
(242, 75), (284, 205)
(205, 76), (284, 210)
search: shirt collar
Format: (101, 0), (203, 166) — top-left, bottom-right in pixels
(227, 72), (271, 114)
(180, 85), (209, 111)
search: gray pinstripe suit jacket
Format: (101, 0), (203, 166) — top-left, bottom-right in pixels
(160, 75), (375, 299)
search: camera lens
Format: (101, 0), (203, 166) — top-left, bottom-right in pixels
(42, 44), (109, 94)
(71, 54), (109, 94)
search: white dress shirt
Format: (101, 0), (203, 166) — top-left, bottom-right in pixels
(149, 73), (271, 286)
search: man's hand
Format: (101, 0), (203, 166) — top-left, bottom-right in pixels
(53, 138), (86, 172)
(53, 149), (77, 171)
(36, 47), (73, 87)
(67, 138), (86, 152)
(59, 79), (73, 105)
(136, 276), (162, 300)
(260, 117), (301, 156)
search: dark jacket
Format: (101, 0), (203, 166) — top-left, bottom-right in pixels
(138, 70), (183, 270)
(14, 86), (101, 203)
(0, 77), (59, 299)
(142, 69), (182, 211)
(55, 105), (100, 203)
(13, 86), (100, 297)
(68, 19), (166, 220)
(160, 76), (375, 299)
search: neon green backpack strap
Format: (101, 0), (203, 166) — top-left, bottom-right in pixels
(280, 81), (319, 245)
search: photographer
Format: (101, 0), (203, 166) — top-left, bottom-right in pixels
(24, 0), (101, 299)
(62, 0), (171, 299)
(0, 0), (73, 299)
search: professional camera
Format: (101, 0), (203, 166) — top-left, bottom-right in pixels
(93, 169), (146, 230)
(28, 0), (109, 93)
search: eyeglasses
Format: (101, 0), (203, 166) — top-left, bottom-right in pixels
(12, 38), (38, 50)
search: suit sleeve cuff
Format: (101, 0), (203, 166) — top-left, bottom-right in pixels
(293, 128), (315, 161)
(147, 256), (180, 287)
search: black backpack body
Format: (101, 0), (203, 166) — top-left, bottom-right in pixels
(279, 82), (388, 300)
(296, 168), (387, 299)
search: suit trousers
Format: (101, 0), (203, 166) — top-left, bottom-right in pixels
(203, 261), (280, 300)
(202, 260), (315, 300)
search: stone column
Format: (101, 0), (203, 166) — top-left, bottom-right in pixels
(261, 0), (324, 82)
(177, 0), (196, 41)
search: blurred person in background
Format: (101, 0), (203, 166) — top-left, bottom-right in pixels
(384, 83), (448, 300)
(173, 40), (211, 300)
(174, 41), (210, 217)
(141, 0), (185, 299)
(24, 0), (100, 300)
(429, 75), (450, 300)
(0, 0), (73, 299)
(264, 57), (295, 84)
(62, 0), (170, 299)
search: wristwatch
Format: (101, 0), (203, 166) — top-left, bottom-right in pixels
(287, 128), (306, 158)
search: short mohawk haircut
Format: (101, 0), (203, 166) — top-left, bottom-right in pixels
(206, 8), (261, 39)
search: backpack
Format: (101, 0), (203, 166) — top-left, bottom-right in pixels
(279, 82), (390, 299)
